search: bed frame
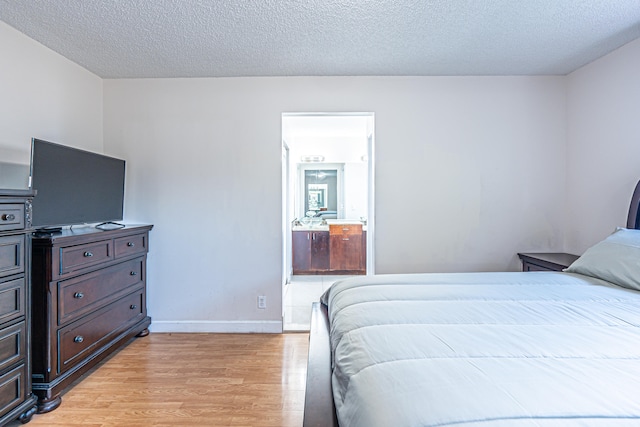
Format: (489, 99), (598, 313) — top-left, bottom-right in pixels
(628, 180), (640, 230)
(303, 303), (338, 427)
(302, 180), (640, 427)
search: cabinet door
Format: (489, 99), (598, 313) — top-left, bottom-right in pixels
(330, 234), (362, 271)
(292, 231), (311, 273)
(360, 231), (367, 272)
(310, 232), (330, 271)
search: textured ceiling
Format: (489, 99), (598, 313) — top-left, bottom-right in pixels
(1, 0), (640, 78)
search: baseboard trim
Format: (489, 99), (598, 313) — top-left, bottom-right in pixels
(149, 320), (283, 333)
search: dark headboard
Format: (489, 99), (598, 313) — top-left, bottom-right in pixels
(627, 180), (640, 230)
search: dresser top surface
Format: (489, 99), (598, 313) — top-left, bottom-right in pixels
(518, 252), (580, 266)
(33, 224), (153, 243)
(0, 189), (36, 197)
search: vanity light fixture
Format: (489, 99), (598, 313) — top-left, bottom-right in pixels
(300, 155), (325, 163)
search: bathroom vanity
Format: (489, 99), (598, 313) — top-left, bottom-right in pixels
(292, 221), (366, 275)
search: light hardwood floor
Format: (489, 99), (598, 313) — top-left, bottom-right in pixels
(19, 333), (309, 427)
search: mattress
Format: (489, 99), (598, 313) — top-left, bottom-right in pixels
(321, 272), (640, 426)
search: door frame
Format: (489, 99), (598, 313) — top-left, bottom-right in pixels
(281, 112), (375, 322)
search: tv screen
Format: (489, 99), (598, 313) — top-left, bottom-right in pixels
(30, 138), (125, 229)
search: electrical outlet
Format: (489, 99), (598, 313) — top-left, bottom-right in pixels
(258, 295), (267, 309)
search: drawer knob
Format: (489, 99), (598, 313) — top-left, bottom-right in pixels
(127, 242), (135, 247)
(130, 304), (138, 310)
(84, 251), (93, 257)
(130, 271), (138, 276)
(342, 238), (350, 241)
(74, 336), (84, 343)
(1, 213), (15, 221)
(73, 292), (84, 299)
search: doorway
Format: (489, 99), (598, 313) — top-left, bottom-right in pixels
(281, 113), (375, 330)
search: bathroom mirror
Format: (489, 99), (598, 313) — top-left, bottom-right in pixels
(295, 161), (367, 221)
(308, 184), (327, 210)
(303, 169), (338, 217)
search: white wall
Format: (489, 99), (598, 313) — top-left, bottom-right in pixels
(0, 19), (584, 333)
(104, 76), (567, 332)
(0, 21), (103, 178)
(566, 38), (640, 253)
(344, 161), (368, 219)
(288, 135), (367, 164)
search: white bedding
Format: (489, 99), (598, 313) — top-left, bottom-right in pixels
(321, 272), (640, 426)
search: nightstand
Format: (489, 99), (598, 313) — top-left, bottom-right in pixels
(517, 252), (580, 272)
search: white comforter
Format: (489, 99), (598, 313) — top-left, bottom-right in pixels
(321, 272), (640, 426)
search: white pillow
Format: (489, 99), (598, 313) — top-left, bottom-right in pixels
(564, 227), (640, 290)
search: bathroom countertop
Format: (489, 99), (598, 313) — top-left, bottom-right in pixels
(292, 220), (367, 232)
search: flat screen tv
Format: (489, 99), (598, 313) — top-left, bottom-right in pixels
(30, 138), (125, 230)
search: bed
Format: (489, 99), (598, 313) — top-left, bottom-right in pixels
(303, 180), (640, 427)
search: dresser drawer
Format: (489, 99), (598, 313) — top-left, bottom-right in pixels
(59, 239), (113, 275)
(0, 363), (27, 414)
(0, 204), (25, 232)
(522, 262), (552, 272)
(0, 321), (26, 373)
(0, 235), (24, 279)
(114, 233), (148, 259)
(58, 258), (144, 325)
(0, 278), (25, 325)
(58, 291), (144, 373)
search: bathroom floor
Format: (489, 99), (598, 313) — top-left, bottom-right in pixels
(283, 275), (355, 331)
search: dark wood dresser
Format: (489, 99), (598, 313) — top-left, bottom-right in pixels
(0, 190), (37, 425)
(31, 224), (152, 413)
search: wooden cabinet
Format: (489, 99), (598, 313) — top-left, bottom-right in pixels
(329, 224), (365, 273)
(293, 224), (366, 275)
(293, 231), (329, 274)
(310, 232), (330, 271)
(292, 231), (311, 272)
(0, 190), (37, 425)
(518, 252), (579, 272)
(31, 224), (153, 413)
